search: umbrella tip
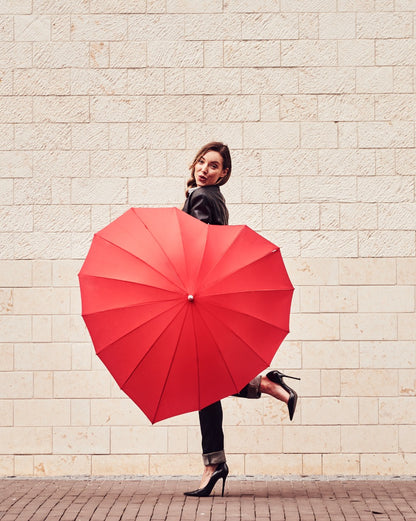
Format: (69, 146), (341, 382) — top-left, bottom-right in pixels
(188, 295), (194, 302)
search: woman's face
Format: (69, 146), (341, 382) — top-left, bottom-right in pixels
(194, 150), (228, 187)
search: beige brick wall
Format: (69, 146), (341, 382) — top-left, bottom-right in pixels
(1, 1), (415, 477)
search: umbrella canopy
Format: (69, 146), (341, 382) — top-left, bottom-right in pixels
(78, 207), (294, 424)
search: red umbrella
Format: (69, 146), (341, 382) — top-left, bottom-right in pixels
(78, 207), (294, 424)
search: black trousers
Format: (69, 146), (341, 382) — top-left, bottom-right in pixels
(198, 376), (261, 465)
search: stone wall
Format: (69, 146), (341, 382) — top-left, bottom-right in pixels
(0, 0), (415, 477)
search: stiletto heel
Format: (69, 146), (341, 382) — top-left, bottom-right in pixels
(266, 370), (300, 421)
(184, 462), (229, 497)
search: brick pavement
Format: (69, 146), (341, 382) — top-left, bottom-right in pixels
(0, 477), (415, 521)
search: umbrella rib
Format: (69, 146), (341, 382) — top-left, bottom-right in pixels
(82, 298), (179, 318)
(200, 249), (292, 293)
(131, 208), (188, 290)
(202, 300), (290, 348)
(193, 305), (241, 394)
(96, 234), (185, 293)
(79, 273), (181, 298)
(202, 305), (289, 364)
(197, 225), (247, 291)
(152, 304), (192, 422)
(96, 300), (184, 359)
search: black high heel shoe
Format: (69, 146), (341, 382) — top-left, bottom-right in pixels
(266, 370), (300, 421)
(184, 462), (229, 497)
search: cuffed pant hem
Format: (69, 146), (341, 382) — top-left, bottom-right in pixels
(202, 450), (226, 466)
(234, 375), (262, 399)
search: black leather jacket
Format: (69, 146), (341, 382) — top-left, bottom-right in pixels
(182, 185), (229, 225)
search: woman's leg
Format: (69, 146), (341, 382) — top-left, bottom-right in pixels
(197, 400), (225, 487)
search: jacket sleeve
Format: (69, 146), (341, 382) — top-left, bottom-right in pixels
(186, 190), (213, 224)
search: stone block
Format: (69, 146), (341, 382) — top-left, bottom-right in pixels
(14, 399), (71, 426)
(245, 454), (302, 475)
(323, 454), (360, 475)
(0, 96), (32, 123)
(0, 150), (29, 179)
(148, 41), (203, 68)
(341, 369), (398, 397)
(225, 425), (283, 453)
(185, 68), (241, 95)
(0, 316), (31, 343)
(301, 122), (338, 149)
(0, 456), (13, 476)
(53, 427), (110, 454)
(340, 203), (378, 230)
(321, 370), (341, 397)
(149, 454), (200, 475)
(129, 123), (185, 149)
(15, 123), (71, 151)
(303, 341), (359, 369)
(204, 95), (260, 123)
(90, 0), (146, 12)
(319, 13), (356, 39)
(241, 13), (299, 40)
(280, 95), (317, 122)
(283, 426), (340, 453)
(33, 96), (89, 123)
(167, 0), (222, 12)
(338, 40), (374, 66)
(14, 343), (71, 370)
(34, 455), (91, 476)
(359, 121), (414, 148)
(282, 41), (337, 67)
(359, 231), (415, 257)
(186, 13), (241, 40)
(34, 372), (53, 398)
(376, 39), (416, 66)
(0, 42), (32, 67)
(359, 397), (379, 424)
(263, 203), (319, 231)
(339, 258), (396, 285)
(302, 397), (358, 425)
(92, 455), (148, 475)
(361, 341), (415, 369)
(359, 287), (414, 313)
(0, 427), (52, 454)
(15, 14), (51, 41)
(341, 425), (398, 452)
(91, 398), (147, 426)
(71, 399), (90, 426)
(0, 400), (12, 426)
(71, 69), (127, 96)
(70, 14), (127, 40)
(33, 42), (89, 67)
(33, 0), (89, 13)
(111, 427), (168, 454)
(0, 1), (32, 14)
(356, 66), (393, 93)
(107, 41), (146, 68)
(299, 67), (355, 94)
(91, 96), (145, 123)
(186, 122), (243, 149)
(361, 453), (416, 475)
(380, 397), (416, 424)
(242, 68), (298, 95)
(224, 41), (280, 67)
(147, 95), (202, 123)
(54, 370), (111, 398)
(302, 454), (322, 475)
(14, 456), (33, 476)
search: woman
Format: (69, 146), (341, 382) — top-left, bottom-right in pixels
(182, 142), (299, 497)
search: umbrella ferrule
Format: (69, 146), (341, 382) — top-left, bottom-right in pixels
(188, 295), (194, 302)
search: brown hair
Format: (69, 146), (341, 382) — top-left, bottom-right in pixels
(185, 142), (232, 196)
